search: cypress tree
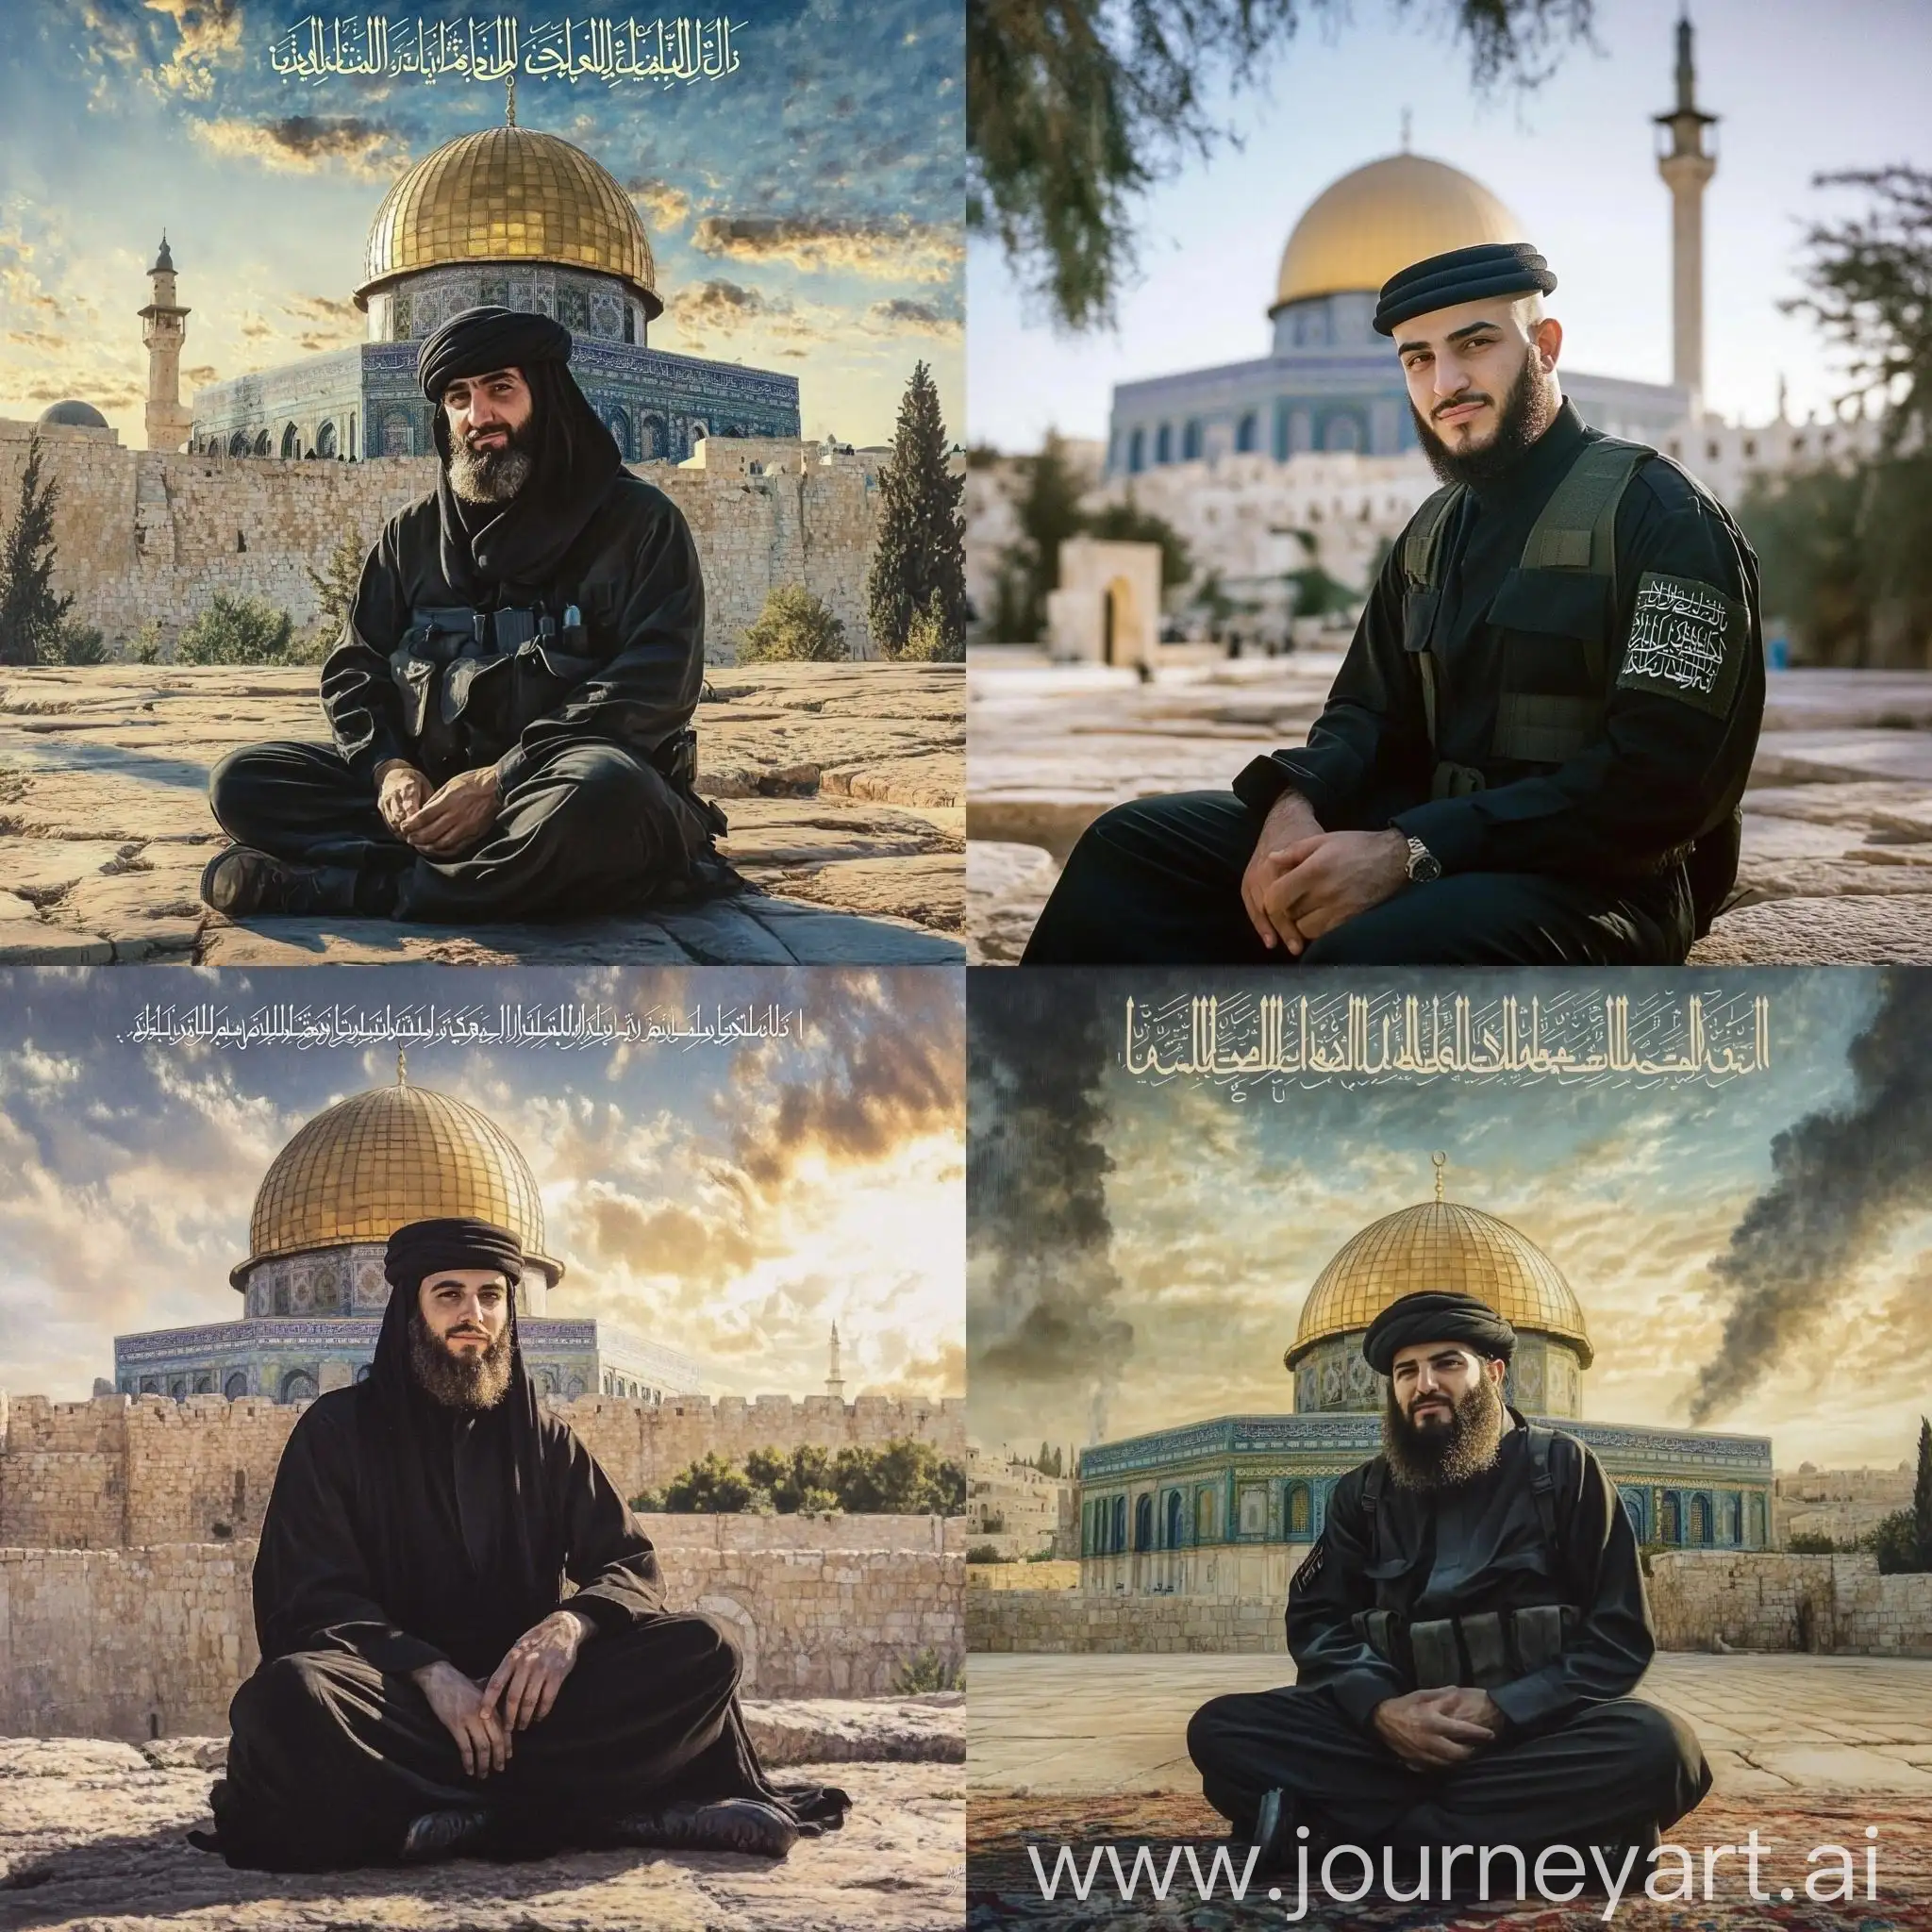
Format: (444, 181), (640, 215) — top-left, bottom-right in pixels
(0, 433), (75, 665)
(1915, 1415), (1932, 1569)
(866, 360), (966, 658)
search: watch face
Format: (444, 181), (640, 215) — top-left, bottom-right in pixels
(1407, 841), (1441, 883)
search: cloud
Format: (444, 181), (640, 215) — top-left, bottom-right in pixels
(691, 215), (962, 284)
(668, 279), (781, 333)
(865, 297), (961, 341)
(188, 115), (410, 180)
(627, 177), (693, 232)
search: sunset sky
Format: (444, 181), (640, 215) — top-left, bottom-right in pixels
(970, 969), (1930, 1474)
(0, 0), (962, 447)
(0, 966), (964, 1407)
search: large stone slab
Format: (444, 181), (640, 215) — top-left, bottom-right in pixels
(967, 658), (1932, 963)
(0, 663), (964, 966)
(0, 1757), (963, 1932)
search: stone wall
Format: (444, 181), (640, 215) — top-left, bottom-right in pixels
(967, 1588), (1286, 1655)
(1647, 1551), (1932, 1657)
(966, 1560), (1079, 1591)
(0, 1390), (966, 1550)
(0, 1539), (964, 1739)
(967, 1556), (1932, 1657)
(0, 423), (884, 661)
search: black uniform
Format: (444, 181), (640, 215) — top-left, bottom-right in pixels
(1024, 400), (1764, 965)
(208, 1274), (845, 1870)
(208, 403), (727, 924)
(1187, 1415), (1710, 1861)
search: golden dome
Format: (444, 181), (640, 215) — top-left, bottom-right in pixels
(233, 1063), (561, 1287)
(1272, 154), (1524, 312)
(1285, 1197), (1591, 1369)
(357, 125), (661, 317)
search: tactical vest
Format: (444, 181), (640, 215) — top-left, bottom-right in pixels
(1348, 1420), (1580, 1691)
(1401, 435), (1651, 803)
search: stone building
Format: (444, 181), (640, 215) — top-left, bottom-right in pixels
(1076, 1168), (1775, 1601)
(111, 1056), (708, 1405)
(965, 1444), (1072, 1559)
(179, 115), (796, 464)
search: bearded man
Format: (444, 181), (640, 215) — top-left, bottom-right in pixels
(1185, 1290), (1709, 1883)
(1024, 242), (1764, 965)
(200, 306), (734, 924)
(200, 1217), (846, 1871)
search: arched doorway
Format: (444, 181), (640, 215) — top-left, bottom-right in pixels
(223, 1371), (248, 1400)
(281, 423), (300, 459)
(1164, 1489), (1183, 1549)
(315, 421), (337, 458)
(280, 1369), (318, 1404)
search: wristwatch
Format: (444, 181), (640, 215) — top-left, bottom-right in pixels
(1404, 835), (1442, 885)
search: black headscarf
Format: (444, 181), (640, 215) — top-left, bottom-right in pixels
(1362, 1290), (1518, 1374)
(420, 306), (624, 599)
(358, 1218), (562, 1649)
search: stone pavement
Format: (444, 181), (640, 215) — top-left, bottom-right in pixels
(967, 1653), (1932, 1798)
(0, 662), (963, 966)
(965, 654), (1932, 963)
(0, 1698), (964, 1931)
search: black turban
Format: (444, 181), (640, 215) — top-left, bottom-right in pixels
(1362, 1291), (1516, 1374)
(383, 1216), (525, 1293)
(418, 305), (573, 403)
(1373, 242), (1557, 338)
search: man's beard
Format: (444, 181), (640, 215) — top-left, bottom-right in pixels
(1409, 349), (1556, 488)
(1381, 1372), (1507, 1491)
(408, 1310), (513, 1411)
(447, 415), (535, 505)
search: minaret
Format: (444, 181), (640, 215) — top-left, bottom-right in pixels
(1654, 10), (1717, 418)
(138, 235), (193, 453)
(825, 1321), (845, 1400)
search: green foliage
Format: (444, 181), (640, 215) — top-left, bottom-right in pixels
(1081, 494), (1191, 589)
(966, 1542), (1006, 1564)
(178, 592), (318, 666)
(643, 1439), (966, 1516)
(0, 433), (75, 666)
(57, 623), (108, 665)
(738, 583), (849, 662)
(130, 621), (166, 665)
(890, 1646), (961, 1694)
(1743, 167), (1932, 666)
(866, 361), (967, 658)
(1785, 1532), (1843, 1555)
(900, 588), (966, 661)
(968, 0), (1595, 331)
(1286, 563), (1360, 622)
(1868, 1507), (1927, 1575)
(305, 529), (367, 655)
(1915, 1416), (1932, 1567)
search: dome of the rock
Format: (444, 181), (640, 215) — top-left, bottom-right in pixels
(233, 1062), (561, 1286)
(1287, 1195), (1591, 1370)
(38, 400), (109, 428)
(357, 125), (661, 317)
(1271, 154), (1524, 315)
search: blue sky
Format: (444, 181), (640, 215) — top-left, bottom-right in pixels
(0, 965), (964, 1407)
(0, 0), (962, 445)
(969, 970), (1931, 1472)
(966, 0), (1931, 451)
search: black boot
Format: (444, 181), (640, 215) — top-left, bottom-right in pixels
(608, 1797), (800, 1858)
(1251, 1787), (1299, 1874)
(200, 845), (359, 917)
(397, 1807), (495, 1864)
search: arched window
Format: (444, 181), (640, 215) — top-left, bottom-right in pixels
(168, 1376), (188, 1400)
(1128, 427), (1145, 473)
(315, 421), (338, 458)
(1659, 1491), (1680, 1544)
(1236, 411), (1257, 454)
(354, 1363), (373, 1384)
(1747, 1493), (1766, 1547)
(1723, 1493), (1740, 1543)
(1286, 1482), (1312, 1539)
(1323, 412), (1361, 453)
(192, 1373), (213, 1395)
(1688, 1493), (1711, 1544)
(252, 429), (270, 457)
(382, 410), (414, 458)
(280, 1370), (317, 1403)
(1196, 1488), (1216, 1542)
(1164, 1490), (1184, 1549)
(1182, 419), (1203, 461)
(281, 423), (300, 459)
(1621, 1491), (1645, 1542)
(223, 1371), (248, 1400)
(1110, 1493), (1127, 1553)
(1155, 424), (1172, 464)
(1133, 1492), (1154, 1552)
(226, 431), (248, 456)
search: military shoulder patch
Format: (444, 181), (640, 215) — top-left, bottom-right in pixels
(1290, 1536), (1327, 1596)
(1615, 571), (1747, 718)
